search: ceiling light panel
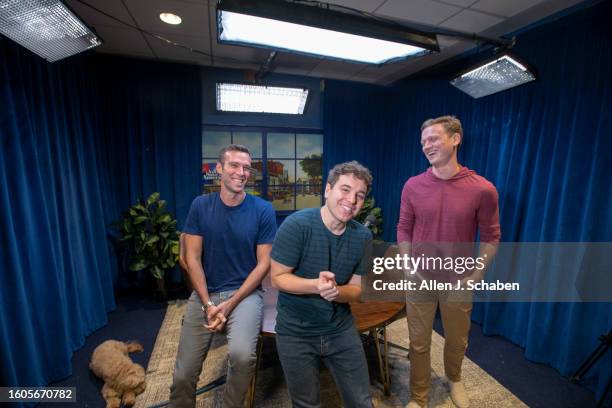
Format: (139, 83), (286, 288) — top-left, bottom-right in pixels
(217, 0), (439, 65)
(450, 54), (536, 99)
(219, 11), (426, 64)
(0, 0), (102, 62)
(216, 83), (309, 115)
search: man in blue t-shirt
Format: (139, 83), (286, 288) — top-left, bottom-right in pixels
(271, 161), (374, 408)
(170, 144), (277, 408)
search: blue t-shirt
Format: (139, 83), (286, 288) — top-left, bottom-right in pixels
(271, 208), (372, 336)
(183, 193), (277, 292)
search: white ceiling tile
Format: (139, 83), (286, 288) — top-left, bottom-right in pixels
(211, 61), (261, 71)
(124, 0), (209, 37)
(324, 0), (387, 13)
(351, 58), (416, 78)
(347, 60), (419, 83)
(439, 8), (503, 32)
(64, 0), (133, 28)
(95, 49), (154, 60)
(344, 75), (380, 84)
(306, 71), (355, 82)
(273, 66), (318, 77)
(436, 35), (463, 49)
(274, 53), (321, 73)
(73, 0), (588, 85)
(148, 33), (212, 65)
(308, 59), (369, 78)
(434, 0), (478, 7)
(377, 42), (473, 84)
(376, 0), (462, 26)
(211, 43), (269, 66)
(92, 25), (155, 57)
(471, 0), (545, 18)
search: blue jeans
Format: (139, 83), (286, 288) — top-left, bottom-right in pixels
(276, 327), (373, 408)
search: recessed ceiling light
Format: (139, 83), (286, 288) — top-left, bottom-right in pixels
(160, 12), (182, 25)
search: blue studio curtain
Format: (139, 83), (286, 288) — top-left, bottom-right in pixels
(0, 39), (116, 387)
(93, 55), (202, 285)
(94, 55), (202, 236)
(0, 39), (202, 389)
(323, 0), (612, 401)
(322, 81), (390, 204)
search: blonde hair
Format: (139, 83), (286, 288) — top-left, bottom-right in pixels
(421, 115), (463, 138)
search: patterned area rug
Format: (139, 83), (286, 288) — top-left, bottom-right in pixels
(134, 300), (526, 407)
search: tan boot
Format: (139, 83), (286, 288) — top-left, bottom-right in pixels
(449, 380), (470, 408)
(405, 401), (424, 408)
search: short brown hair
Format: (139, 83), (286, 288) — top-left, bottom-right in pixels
(218, 144), (250, 164)
(327, 161), (372, 192)
(421, 115), (463, 139)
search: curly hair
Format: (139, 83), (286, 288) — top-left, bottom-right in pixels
(326, 161), (372, 192)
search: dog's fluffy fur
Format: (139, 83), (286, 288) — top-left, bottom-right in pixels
(89, 340), (146, 408)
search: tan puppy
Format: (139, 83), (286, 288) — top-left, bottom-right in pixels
(89, 340), (146, 408)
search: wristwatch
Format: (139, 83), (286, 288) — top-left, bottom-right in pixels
(201, 300), (215, 312)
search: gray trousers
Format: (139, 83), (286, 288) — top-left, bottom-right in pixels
(169, 289), (263, 408)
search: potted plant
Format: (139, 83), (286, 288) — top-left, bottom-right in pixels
(355, 196), (384, 240)
(114, 192), (180, 299)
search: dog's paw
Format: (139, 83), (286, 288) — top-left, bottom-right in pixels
(105, 396), (121, 408)
(122, 392), (136, 406)
(126, 342), (143, 353)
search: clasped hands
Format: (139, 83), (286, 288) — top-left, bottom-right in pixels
(317, 271), (339, 302)
(203, 300), (233, 332)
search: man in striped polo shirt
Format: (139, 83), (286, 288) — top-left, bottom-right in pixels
(271, 161), (374, 408)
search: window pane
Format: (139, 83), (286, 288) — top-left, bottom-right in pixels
(202, 161), (221, 186)
(203, 185), (221, 195)
(267, 186), (295, 211)
(248, 159), (264, 185)
(202, 129), (324, 214)
(297, 133), (323, 158)
(246, 185), (263, 198)
(233, 131), (262, 158)
(297, 158), (323, 184)
(267, 133), (294, 158)
(203, 130), (230, 158)
(296, 185), (323, 209)
(267, 159), (295, 185)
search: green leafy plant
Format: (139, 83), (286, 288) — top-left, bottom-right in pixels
(115, 192), (180, 280)
(355, 196), (384, 239)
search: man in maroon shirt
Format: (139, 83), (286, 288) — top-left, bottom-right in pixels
(397, 116), (501, 408)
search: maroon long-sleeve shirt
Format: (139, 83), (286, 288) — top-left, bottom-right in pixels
(397, 166), (501, 244)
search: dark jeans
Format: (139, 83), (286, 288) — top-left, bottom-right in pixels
(276, 327), (373, 408)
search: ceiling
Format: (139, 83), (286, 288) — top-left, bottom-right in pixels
(65, 0), (584, 85)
